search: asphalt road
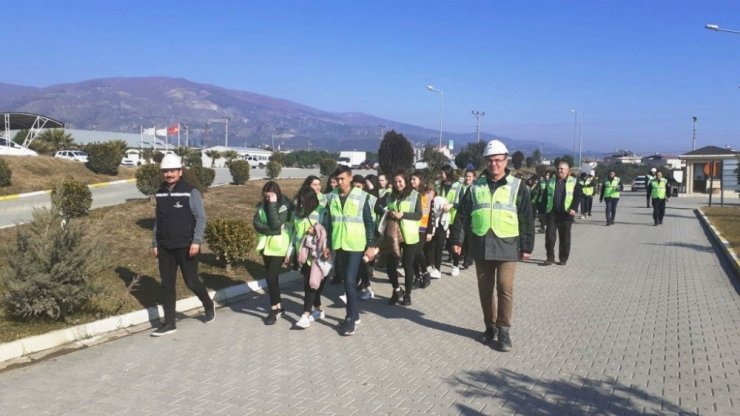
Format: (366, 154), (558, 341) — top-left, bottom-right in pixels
(0, 167), (374, 228)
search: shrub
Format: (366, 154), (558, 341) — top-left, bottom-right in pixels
(135, 164), (162, 198)
(229, 160), (251, 184)
(204, 219), (256, 271)
(152, 151), (165, 164)
(319, 158), (337, 177)
(266, 161), (282, 179)
(378, 130), (414, 175)
(51, 177), (93, 218)
(0, 158), (11, 187)
(190, 166), (215, 188)
(0, 207), (103, 320)
(269, 151), (285, 164)
(84, 141), (127, 175)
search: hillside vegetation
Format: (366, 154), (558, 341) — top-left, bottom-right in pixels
(0, 156), (136, 196)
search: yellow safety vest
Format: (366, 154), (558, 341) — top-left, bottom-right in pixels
(292, 206), (325, 254)
(327, 187), (368, 252)
(470, 175), (521, 238)
(580, 177), (594, 196)
(387, 190), (420, 245)
(255, 207), (292, 256)
(546, 177), (577, 213)
(650, 178), (667, 199)
(438, 181), (462, 224)
(603, 177), (620, 198)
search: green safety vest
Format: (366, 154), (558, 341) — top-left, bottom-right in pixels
(535, 180), (548, 204)
(604, 177), (621, 198)
(379, 188), (391, 199)
(387, 190), (420, 245)
(318, 192), (327, 207)
(470, 175), (521, 238)
(255, 207), (292, 256)
(367, 194), (378, 222)
(327, 187), (368, 252)
(580, 177), (594, 196)
(438, 181), (462, 224)
(292, 206), (326, 254)
(546, 177), (577, 214)
(650, 178), (667, 199)
(646, 174), (655, 186)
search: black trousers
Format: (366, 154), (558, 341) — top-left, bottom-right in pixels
(158, 246), (213, 326)
(432, 226), (459, 269)
(545, 214), (573, 262)
(262, 255), (284, 307)
(301, 263), (327, 313)
(652, 198), (666, 223)
(413, 232), (429, 278)
(387, 242), (419, 294)
(581, 196), (593, 215)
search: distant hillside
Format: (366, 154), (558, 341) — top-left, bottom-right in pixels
(0, 76), (569, 155)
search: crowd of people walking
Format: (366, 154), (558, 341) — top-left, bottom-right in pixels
(149, 140), (673, 351)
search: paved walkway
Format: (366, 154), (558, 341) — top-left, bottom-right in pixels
(1, 193), (738, 415)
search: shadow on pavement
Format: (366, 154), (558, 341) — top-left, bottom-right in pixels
(447, 369), (699, 416)
(135, 217), (155, 230)
(114, 266), (161, 309)
(643, 241), (714, 253)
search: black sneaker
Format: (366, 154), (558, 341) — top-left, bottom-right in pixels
(389, 288), (404, 305)
(478, 326), (497, 344)
(544, 258), (555, 266)
(151, 324), (177, 337)
(342, 320), (357, 336)
(264, 309), (283, 325)
(204, 304), (216, 324)
(401, 294), (412, 306)
(420, 273), (431, 289)
(498, 327), (512, 352)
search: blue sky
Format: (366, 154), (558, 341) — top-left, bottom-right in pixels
(2, 0), (739, 154)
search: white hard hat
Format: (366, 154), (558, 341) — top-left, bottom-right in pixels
(590, 170), (595, 176)
(483, 139), (509, 157)
(160, 154), (183, 170)
(650, 167), (657, 172)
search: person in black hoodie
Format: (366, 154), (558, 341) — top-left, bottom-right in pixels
(541, 161), (582, 266)
(151, 154), (215, 337)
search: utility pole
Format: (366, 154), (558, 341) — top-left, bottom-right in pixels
(471, 111), (485, 143)
(692, 116), (698, 150)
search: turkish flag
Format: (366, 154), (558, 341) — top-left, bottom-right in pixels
(167, 125), (179, 136)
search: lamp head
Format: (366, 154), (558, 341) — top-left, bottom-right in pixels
(705, 24), (719, 31)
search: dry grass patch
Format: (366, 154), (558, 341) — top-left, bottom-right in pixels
(0, 178), (302, 342)
(0, 156), (136, 196)
(703, 206), (740, 257)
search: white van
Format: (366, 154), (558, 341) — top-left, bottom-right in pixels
(244, 154), (268, 169)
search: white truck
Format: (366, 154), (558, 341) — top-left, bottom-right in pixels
(337, 151), (366, 169)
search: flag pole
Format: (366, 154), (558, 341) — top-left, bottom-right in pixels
(177, 123), (181, 148)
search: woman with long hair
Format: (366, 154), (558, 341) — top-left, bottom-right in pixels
(291, 183), (331, 328)
(378, 170), (422, 306)
(433, 164), (463, 277)
(253, 181), (293, 325)
(410, 171), (435, 289)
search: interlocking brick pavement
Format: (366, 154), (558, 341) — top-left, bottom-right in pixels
(0, 194), (739, 415)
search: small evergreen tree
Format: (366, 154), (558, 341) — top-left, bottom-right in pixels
(378, 130), (414, 175)
(135, 164), (162, 199)
(0, 206), (104, 320)
(319, 159), (337, 177)
(190, 166), (215, 188)
(84, 141), (127, 175)
(204, 219), (255, 271)
(454, 142), (487, 171)
(51, 177), (93, 218)
(266, 161), (282, 179)
(0, 158), (11, 187)
(512, 151), (525, 170)
(228, 159), (251, 184)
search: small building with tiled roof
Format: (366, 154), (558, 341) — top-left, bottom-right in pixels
(679, 145), (739, 197)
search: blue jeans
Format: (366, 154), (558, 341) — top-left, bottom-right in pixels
(336, 250), (363, 321)
(604, 198), (619, 223)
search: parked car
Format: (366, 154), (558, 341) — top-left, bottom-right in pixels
(632, 175), (647, 191)
(359, 160), (376, 170)
(54, 150), (89, 163)
(244, 154), (268, 169)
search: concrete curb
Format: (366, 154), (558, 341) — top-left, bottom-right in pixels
(0, 271), (302, 367)
(0, 178), (135, 201)
(696, 208), (740, 277)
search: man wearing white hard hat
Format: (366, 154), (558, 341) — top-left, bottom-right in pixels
(645, 167), (657, 208)
(450, 139), (534, 352)
(151, 154), (215, 336)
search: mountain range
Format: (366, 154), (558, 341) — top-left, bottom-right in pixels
(0, 77), (570, 155)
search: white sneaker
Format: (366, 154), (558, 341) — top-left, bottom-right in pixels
(428, 266), (442, 279)
(451, 266), (460, 277)
(360, 287), (375, 300)
(339, 293), (347, 304)
(311, 308), (325, 321)
(296, 314), (311, 329)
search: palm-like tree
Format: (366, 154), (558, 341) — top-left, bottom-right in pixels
(36, 129), (75, 154)
(204, 150), (222, 167)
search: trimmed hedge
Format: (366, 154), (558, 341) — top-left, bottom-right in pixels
(204, 219), (256, 271)
(84, 141), (127, 175)
(0, 158), (11, 187)
(266, 161), (282, 179)
(51, 177), (93, 218)
(228, 160), (251, 185)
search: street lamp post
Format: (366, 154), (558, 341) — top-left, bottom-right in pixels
(570, 109), (578, 167)
(426, 85), (444, 149)
(378, 124), (385, 141)
(692, 116), (698, 150)
(705, 24), (740, 34)
(471, 110), (485, 143)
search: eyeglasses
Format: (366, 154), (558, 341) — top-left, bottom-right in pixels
(486, 158), (507, 164)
